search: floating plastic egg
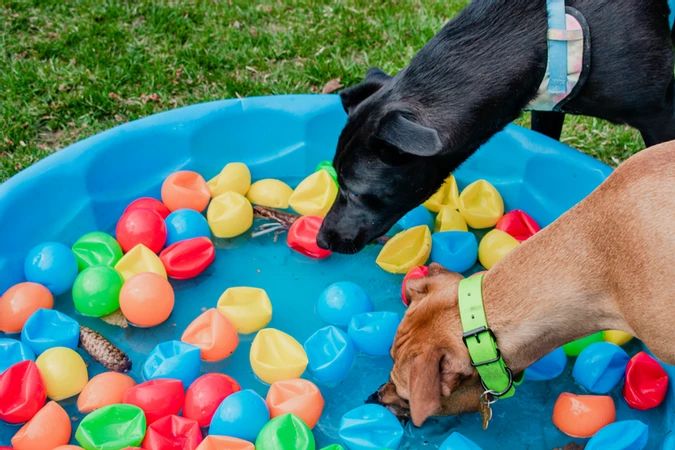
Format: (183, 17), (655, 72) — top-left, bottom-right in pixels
(495, 209), (540, 241)
(116, 208), (167, 254)
(348, 312), (401, 356)
(338, 404), (404, 450)
(247, 179), (294, 209)
(289, 170), (338, 217)
(160, 236), (215, 280)
(71, 266), (124, 317)
(435, 205), (468, 232)
(439, 432), (482, 450)
(124, 197), (171, 219)
(207, 192), (254, 238)
(142, 340), (201, 387)
(266, 378), (324, 429)
(142, 414), (203, 450)
(315, 160), (338, 184)
(119, 272), (174, 328)
(525, 347), (567, 381)
(75, 404), (146, 450)
(458, 179), (504, 229)
(10, 401), (71, 450)
(0, 282), (53, 334)
(562, 331), (604, 356)
(209, 389), (269, 442)
(586, 420), (649, 450)
(165, 209), (211, 245)
(0, 361), (46, 424)
(423, 175), (459, 212)
(23, 242), (78, 296)
(478, 229), (519, 269)
(35, 347), (88, 401)
(316, 281), (373, 328)
(623, 351), (669, 410)
(603, 330), (633, 346)
(0, 339), (34, 373)
(162, 170), (211, 212)
(393, 205), (434, 231)
(376, 225), (431, 274)
(287, 216), (332, 259)
(552, 392), (616, 438)
(181, 308), (239, 362)
(255, 413), (315, 450)
(430, 231), (478, 273)
(114, 244), (167, 281)
(207, 162), (251, 197)
(401, 266), (429, 306)
(184, 373), (241, 427)
(71, 231), (123, 270)
(77, 372), (136, 413)
(572, 342), (629, 394)
(123, 378), (185, 424)
(216, 287), (273, 334)
(250, 328), (308, 384)
(196, 436), (254, 450)
(21, 308), (79, 355)
(304, 326), (355, 385)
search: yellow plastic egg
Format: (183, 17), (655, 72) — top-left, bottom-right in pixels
(114, 244), (167, 281)
(207, 192), (254, 238)
(435, 205), (468, 232)
(217, 287), (273, 334)
(207, 162), (251, 197)
(376, 225), (431, 274)
(288, 170), (338, 217)
(458, 179), (504, 229)
(603, 330), (633, 346)
(246, 179), (294, 209)
(250, 328), (308, 384)
(423, 175), (459, 212)
(478, 229), (519, 269)
(35, 347), (88, 401)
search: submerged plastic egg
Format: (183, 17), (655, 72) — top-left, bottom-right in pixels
(77, 372), (136, 413)
(123, 378), (185, 424)
(423, 175), (459, 212)
(21, 308), (80, 354)
(316, 281), (373, 327)
(114, 244), (167, 281)
(287, 216), (332, 259)
(430, 231), (478, 273)
(458, 179), (504, 229)
(586, 420), (649, 450)
(119, 272), (175, 328)
(24, 242), (78, 296)
(184, 373), (241, 427)
(142, 415), (203, 450)
(35, 347), (88, 401)
(0, 361), (46, 424)
(289, 170), (338, 217)
(181, 308), (239, 362)
(196, 436), (254, 450)
(376, 225), (431, 274)
(115, 208), (167, 254)
(142, 340), (201, 387)
(435, 205), (468, 232)
(266, 378), (324, 429)
(216, 287), (273, 334)
(439, 432), (482, 450)
(572, 342), (629, 394)
(552, 392), (616, 438)
(338, 404), (404, 450)
(495, 209), (541, 241)
(207, 162), (251, 197)
(401, 266), (429, 306)
(478, 229), (519, 269)
(247, 179), (294, 209)
(71, 265), (124, 317)
(0, 282), (53, 334)
(207, 192), (254, 238)
(0, 338), (35, 373)
(162, 170), (211, 212)
(603, 330), (633, 346)
(255, 413), (315, 450)
(160, 237), (215, 280)
(393, 205), (434, 231)
(563, 332), (604, 356)
(10, 401), (71, 450)
(250, 328), (308, 384)
(75, 404), (146, 450)
(304, 326), (355, 385)
(165, 208), (211, 245)
(72, 231), (123, 270)
(348, 312), (401, 356)
(525, 347), (567, 381)
(623, 351), (669, 410)
(209, 389), (269, 442)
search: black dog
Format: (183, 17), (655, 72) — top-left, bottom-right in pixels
(317, 0), (675, 254)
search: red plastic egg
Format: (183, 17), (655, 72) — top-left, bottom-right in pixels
(495, 209), (541, 242)
(623, 351), (669, 410)
(159, 237), (215, 280)
(122, 378), (185, 424)
(142, 415), (202, 450)
(116, 208), (167, 254)
(124, 197), (171, 219)
(184, 373), (241, 427)
(0, 361), (46, 424)
(401, 265), (429, 306)
(287, 216), (332, 259)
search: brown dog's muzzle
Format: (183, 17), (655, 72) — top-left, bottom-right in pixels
(366, 382), (411, 420)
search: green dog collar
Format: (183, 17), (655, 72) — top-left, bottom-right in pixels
(457, 274), (521, 399)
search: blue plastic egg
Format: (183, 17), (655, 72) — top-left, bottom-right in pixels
(394, 205), (434, 231)
(317, 282), (373, 327)
(439, 432), (482, 450)
(586, 420), (648, 450)
(209, 389), (270, 442)
(525, 347), (567, 381)
(24, 242), (78, 296)
(304, 325), (356, 385)
(0, 338), (35, 373)
(21, 308), (80, 355)
(338, 404), (403, 450)
(430, 231), (478, 273)
(165, 208), (211, 245)
(142, 340), (201, 387)
(572, 342), (629, 394)
(348, 311), (401, 356)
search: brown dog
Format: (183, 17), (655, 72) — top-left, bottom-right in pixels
(376, 140), (675, 427)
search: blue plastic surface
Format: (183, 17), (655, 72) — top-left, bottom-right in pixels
(209, 388), (270, 442)
(338, 404), (404, 450)
(525, 347), (567, 381)
(439, 432), (482, 450)
(393, 205), (434, 232)
(165, 208), (211, 245)
(23, 242), (78, 296)
(347, 312), (401, 357)
(316, 282), (373, 328)
(142, 340), (201, 388)
(304, 326), (356, 385)
(430, 231), (478, 273)
(20, 308), (80, 355)
(0, 338), (35, 373)
(572, 342), (630, 394)
(586, 420), (649, 450)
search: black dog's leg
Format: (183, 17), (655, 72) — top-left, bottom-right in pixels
(637, 113), (675, 147)
(531, 111), (565, 141)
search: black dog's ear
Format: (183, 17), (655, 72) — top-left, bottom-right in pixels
(376, 111), (443, 157)
(340, 68), (391, 114)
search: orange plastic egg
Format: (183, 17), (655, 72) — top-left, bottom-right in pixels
(161, 171), (211, 212)
(77, 372), (136, 413)
(552, 392), (616, 438)
(0, 282), (53, 334)
(266, 378), (324, 429)
(52, 447), (84, 450)
(119, 272), (175, 327)
(196, 436), (255, 450)
(11, 401), (71, 450)
(181, 309), (239, 362)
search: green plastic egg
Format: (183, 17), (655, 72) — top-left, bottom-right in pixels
(315, 160), (338, 185)
(72, 266), (123, 317)
(75, 403), (146, 450)
(72, 232), (123, 271)
(255, 413), (316, 450)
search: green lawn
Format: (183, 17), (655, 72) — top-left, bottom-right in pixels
(0, 0), (644, 182)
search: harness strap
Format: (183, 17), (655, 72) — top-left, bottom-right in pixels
(546, 0), (569, 95)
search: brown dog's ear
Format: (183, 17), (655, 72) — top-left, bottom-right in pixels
(409, 350), (445, 426)
(339, 68), (391, 114)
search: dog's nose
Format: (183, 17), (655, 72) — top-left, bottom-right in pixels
(365, 389), (383, 405)
(316, 227), (333, 250)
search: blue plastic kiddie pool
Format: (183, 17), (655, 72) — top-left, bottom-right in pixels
(1, 94), (673, 448)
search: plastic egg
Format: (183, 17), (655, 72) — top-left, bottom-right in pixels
(119, 272), (174, 327)
(247, 179), (294, 209)
(0, 361), (46, 424)
(207, 192), (254, 238)
(160, 237), (215, 280)
(53, 446), (85, 450)
(495, 209), (541, 241)
(0, 282), (53, 334)
(315, 160), (338, 184)
(184, 373), (241, 427)
(165, 209), (211, 245)
(338, 404), (404, 450)
(316, 281), (373, 327)
(525, 347), (567, 381)
(572, 342), (629, 394)
(143, 340), (201, 387)
(116, 208), (167, 253)
(320, 446), (344, 450)
(586, 420), (649, 450)
(287, 216), (332, 259)
(256, 413), (315, 450)
(21, 309), (80, 354)
(423, 175), (459, 212)
(603, 330), (633, 346)
(207, 162), (251, 197)
(75, 404), (146, 450)
(162, 171), (211, 212)
(348, 312), (401, 356)
(23, 242), (78, 296)
(0, 339), (34, 373)
(458, 179), (504, 229)
(71, 266), (124, 317)
(394, 205), (434, 231)
(114, 244), (167, 280)
(623, 351), (669, 410)
(401, 266), (429, 306)
(304, 326), (356, 385)
(35, 347), (88, 401)
(216, 287), (273, 334)
(77, 372), (136, 413)
(435, 205), (468, 232)
(552, 392), (616, 438)
(124, 197), (171, 219)
(430, 231), (478, 273)
(123, 378), (185, 424)
(289, 170), (338, 217)
(10, 401), (71, 450)
(209, 389), (270, 442)
(478, 229), (519, 269)
(142, 414), (203, 450)
(181, 308), (239, 362)
(563, 331), (604, 356)
(72, 231), (123, 270)
(439, 432), (482, 450)
(196, 436), (254, 450)
(376, 225), (431, 274)
(266, 378), (324, 429)
(250, 328), (308, 384)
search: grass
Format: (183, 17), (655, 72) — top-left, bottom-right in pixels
(0, 0), (644, 182)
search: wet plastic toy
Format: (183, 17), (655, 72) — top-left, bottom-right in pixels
(72, 231), (123, 270)
(160, 237), (215, 280)
(75, 404), (146, 450)
(23, 242), (78, 296)
(315, 161), (338, 184)
(423, 175), (459, 212)
(181, 308), (239, 362)
(21, 308), (80, 354)
(552, 393), (616, 438)
(586, 420), (649, 450)
(250, 328), (308, 384)
(124, 197), (172, 219)
(256, 413), (316, 450)
(287, 216), (332, 259)
(572, 342), (629, 394)
(393, 205), (434, 231)
(162, 171), (211, 212)
(142, 340), (201, 387)
(458, 180), (504, 229)
(376, 225), (432, 274)
(209, 389), (270, 442)
(143, 415), (203, 450)
(0, 339), (34, 373)
(623, 352), (669, 410)
(116, 208), (167, 253)
(165, 209), (211, 245)
(525, 347), (567, 381)
(207, 192), (254, 238)
(430, 231), (478, 273)
(71, 265), (124, 317)
(196, 436), (255, 450)
(401, 265), (429, 306)
(216, 287), (273, 334)
(52, 446), (85, 450)
(563, 331), (604, 356)
(35, 347), (88, 401)
(319, 445), (344, 450)
(439, 432), (482, 450)
(304, 326), (356, 385)
(10, 401), (71, 450)
(123, 378), (185, 423)
(478, 229), (519, 269)
(266, 378), (324, 429)
(184, 373), (241, 427)
(289, 170), (338, 217)
(207, 162), (251, 197)
(77, 372), (136, 413)
(316, 282), (373, 328)
(495, 210), (540, 241)
(348, 312), (401, 356)
(0, 361), (46, 424)
(247, 179), (294, 209)
(119, 272), (175, 327)
(114, 244), (167, 280)
(338, 404), (404, 450)
(0, 282), (53, 334)
(435, 205), (468, 232)
(603, 330), (633, 346)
